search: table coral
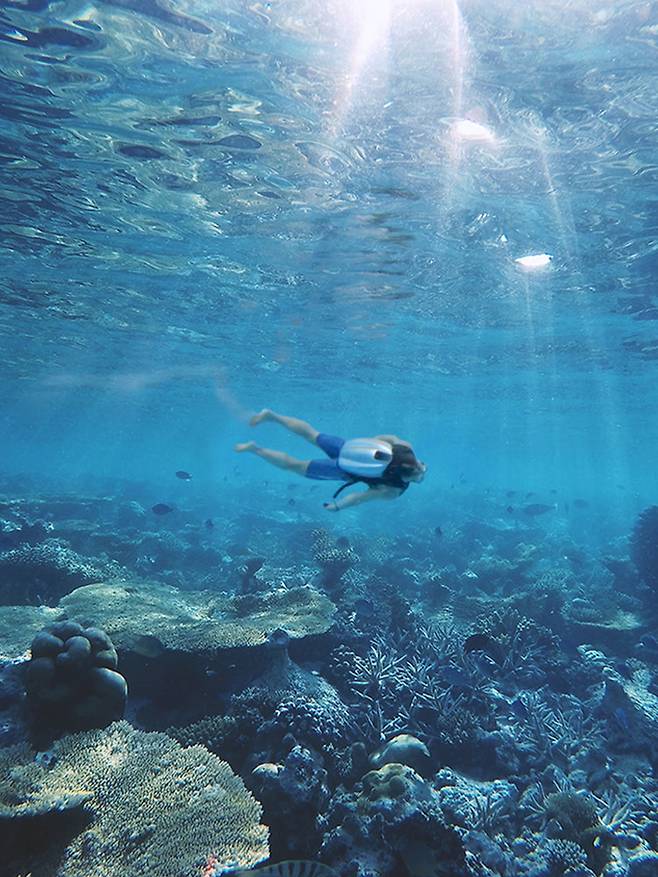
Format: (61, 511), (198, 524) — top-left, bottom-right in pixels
(3, 720), (269, 877)
(59, 580), (335, 654)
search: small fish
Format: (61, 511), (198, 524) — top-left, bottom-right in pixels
(175, 470), (192, 480)
(506, 490), (516, 498)
(434, 526), (443, 538)
(205, 518), (214, 530)
(336, 536), (350, 549)
(152, 503), (174, 515)
(639, 634), (658, 651)
(506, 505), (514, 514)
(288, 498), (296, 506)
(573, 498), (589, 509)
(525, 491), (535, 499)
(522, 503), (554, 516)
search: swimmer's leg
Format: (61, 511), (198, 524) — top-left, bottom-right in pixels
(249, 409), (319, 445)
(234, 442), (309, 477)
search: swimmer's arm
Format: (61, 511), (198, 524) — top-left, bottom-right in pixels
(325, 486), (401, 511)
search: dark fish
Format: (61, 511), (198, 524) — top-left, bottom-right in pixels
(231, 862), (338, 877)
(434, 526), (443, 538)
(205, 518), (214, 530)
(506, 505), (514, 514)
(463, 633), (505, 664)
(336, 536), (350, 549)
(525, 492), (535, 499)
(132, 634), (165, 658)
(175, 470), (192, 480)
(506, 490), (516, 498)
(510, 697), (528, 719)
(288, 498), (296, 506)
(573, 499), (589, 509)
(152, 503), (174, 515)
(523, 503), (554, 516)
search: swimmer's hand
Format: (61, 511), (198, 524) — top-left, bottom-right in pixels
(323, 501), (339, 512)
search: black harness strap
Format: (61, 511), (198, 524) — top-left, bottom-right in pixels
(333, 479), (357, 499)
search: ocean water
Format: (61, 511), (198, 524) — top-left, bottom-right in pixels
(2, 1), (658, 876)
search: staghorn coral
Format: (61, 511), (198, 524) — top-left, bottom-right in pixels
(3, 720), (269, 877)
(0, 540), (105, 606)
(60, 580), (335, 654)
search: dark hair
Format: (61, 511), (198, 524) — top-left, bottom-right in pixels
(388, 443), (420, 473)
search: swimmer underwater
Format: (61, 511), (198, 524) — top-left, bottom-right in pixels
(234, 409), (426, 511)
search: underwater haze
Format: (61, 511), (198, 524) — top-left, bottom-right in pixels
(0, 0), (657, 507)
(2, 2), (658, 877)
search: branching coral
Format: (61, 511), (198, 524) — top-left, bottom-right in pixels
(515, 691), (604, 770)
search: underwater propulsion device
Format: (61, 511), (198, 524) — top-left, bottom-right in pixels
(337, 438), (393, 477)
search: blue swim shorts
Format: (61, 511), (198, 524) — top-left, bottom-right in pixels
(306, 433), (353, 481)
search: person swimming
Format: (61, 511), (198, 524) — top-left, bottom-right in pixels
(234, 409), (426, 511)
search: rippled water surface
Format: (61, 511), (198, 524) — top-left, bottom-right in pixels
(1, 0), (657, 490)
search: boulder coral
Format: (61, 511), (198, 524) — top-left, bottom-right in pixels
(25, 621), (127, 740)
(1, 720), (269, 877)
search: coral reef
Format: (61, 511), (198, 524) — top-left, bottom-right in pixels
(1, 485), (657, 877)
(0, 540), (105, 606)
(321, 763), (470, 877)
(2, 720), (268, 877)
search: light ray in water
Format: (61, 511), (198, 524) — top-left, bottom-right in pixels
(327, 0), (393, 140)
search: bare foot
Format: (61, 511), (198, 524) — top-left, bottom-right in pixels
(249, 408), (272, 427)
(234, 441), (257, 453)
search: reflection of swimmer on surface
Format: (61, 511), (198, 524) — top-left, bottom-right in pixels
(234, 409), (426, 511)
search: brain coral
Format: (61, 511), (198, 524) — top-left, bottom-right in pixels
(59, 580), (335, 653)
(2, 720), (269, 877)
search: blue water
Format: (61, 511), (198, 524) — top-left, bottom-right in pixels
(1, 0), (657, 531)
